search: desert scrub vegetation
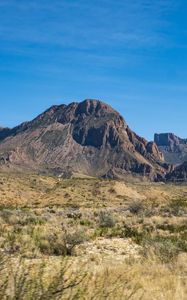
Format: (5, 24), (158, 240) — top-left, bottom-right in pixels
(128, 200), (145, 215)
(0, 172), (187, 298)
(0, 212), (88, 258)
(97, 210), (116, 228)
(0, 199), (187, 262)
(0, 251), (187, 299)
(0, 254), (88, 300)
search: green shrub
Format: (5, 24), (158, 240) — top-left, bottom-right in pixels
(128, 201), (145, 215)
(80, 219), (92, 226)
(122, 225), (150, 244)
(38, 236), (66, 256)
(39, 239), (64, 256)
(145, 238), (180, 263)
(65, 230), (87, 255)
(98, 211), (115, 228)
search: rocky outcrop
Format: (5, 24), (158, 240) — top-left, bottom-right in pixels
(146, 142), (164, 161)
(0, 99), (169, 180)
(128, 129), (164, 162)
(154, 133), (187, 165)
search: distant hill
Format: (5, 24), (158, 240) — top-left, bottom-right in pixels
(166, 161), (187, 182)
(154, 133), (187, 165)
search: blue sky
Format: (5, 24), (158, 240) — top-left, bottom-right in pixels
(0, 0), (187, 140)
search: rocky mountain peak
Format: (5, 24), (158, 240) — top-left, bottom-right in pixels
(75, 99), (115, 116)
(0, 99), (170, 180)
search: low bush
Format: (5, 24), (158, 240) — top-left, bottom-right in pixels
(128, 201), (145, 215)
(65, 230), (87, 255)
(98, 211), (115, 228)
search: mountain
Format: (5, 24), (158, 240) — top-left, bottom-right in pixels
(166, 161), (187, 182)
(0, 127), (11, 141)
(0, 99), (168, 180)
(154, 133), (187, 165)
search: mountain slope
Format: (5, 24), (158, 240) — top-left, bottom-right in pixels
(0, 99), (168, 180)
(166, 161), (187, 182)
(154, 133), (187, 165)
(0, 127), (11, 141)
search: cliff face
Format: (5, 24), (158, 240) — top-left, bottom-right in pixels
(0, 99), (167, 180)
(154, 133), (187, 165)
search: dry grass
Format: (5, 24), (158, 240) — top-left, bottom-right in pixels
(0, 254), (186, 300)
(0, 171), (187, 299)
